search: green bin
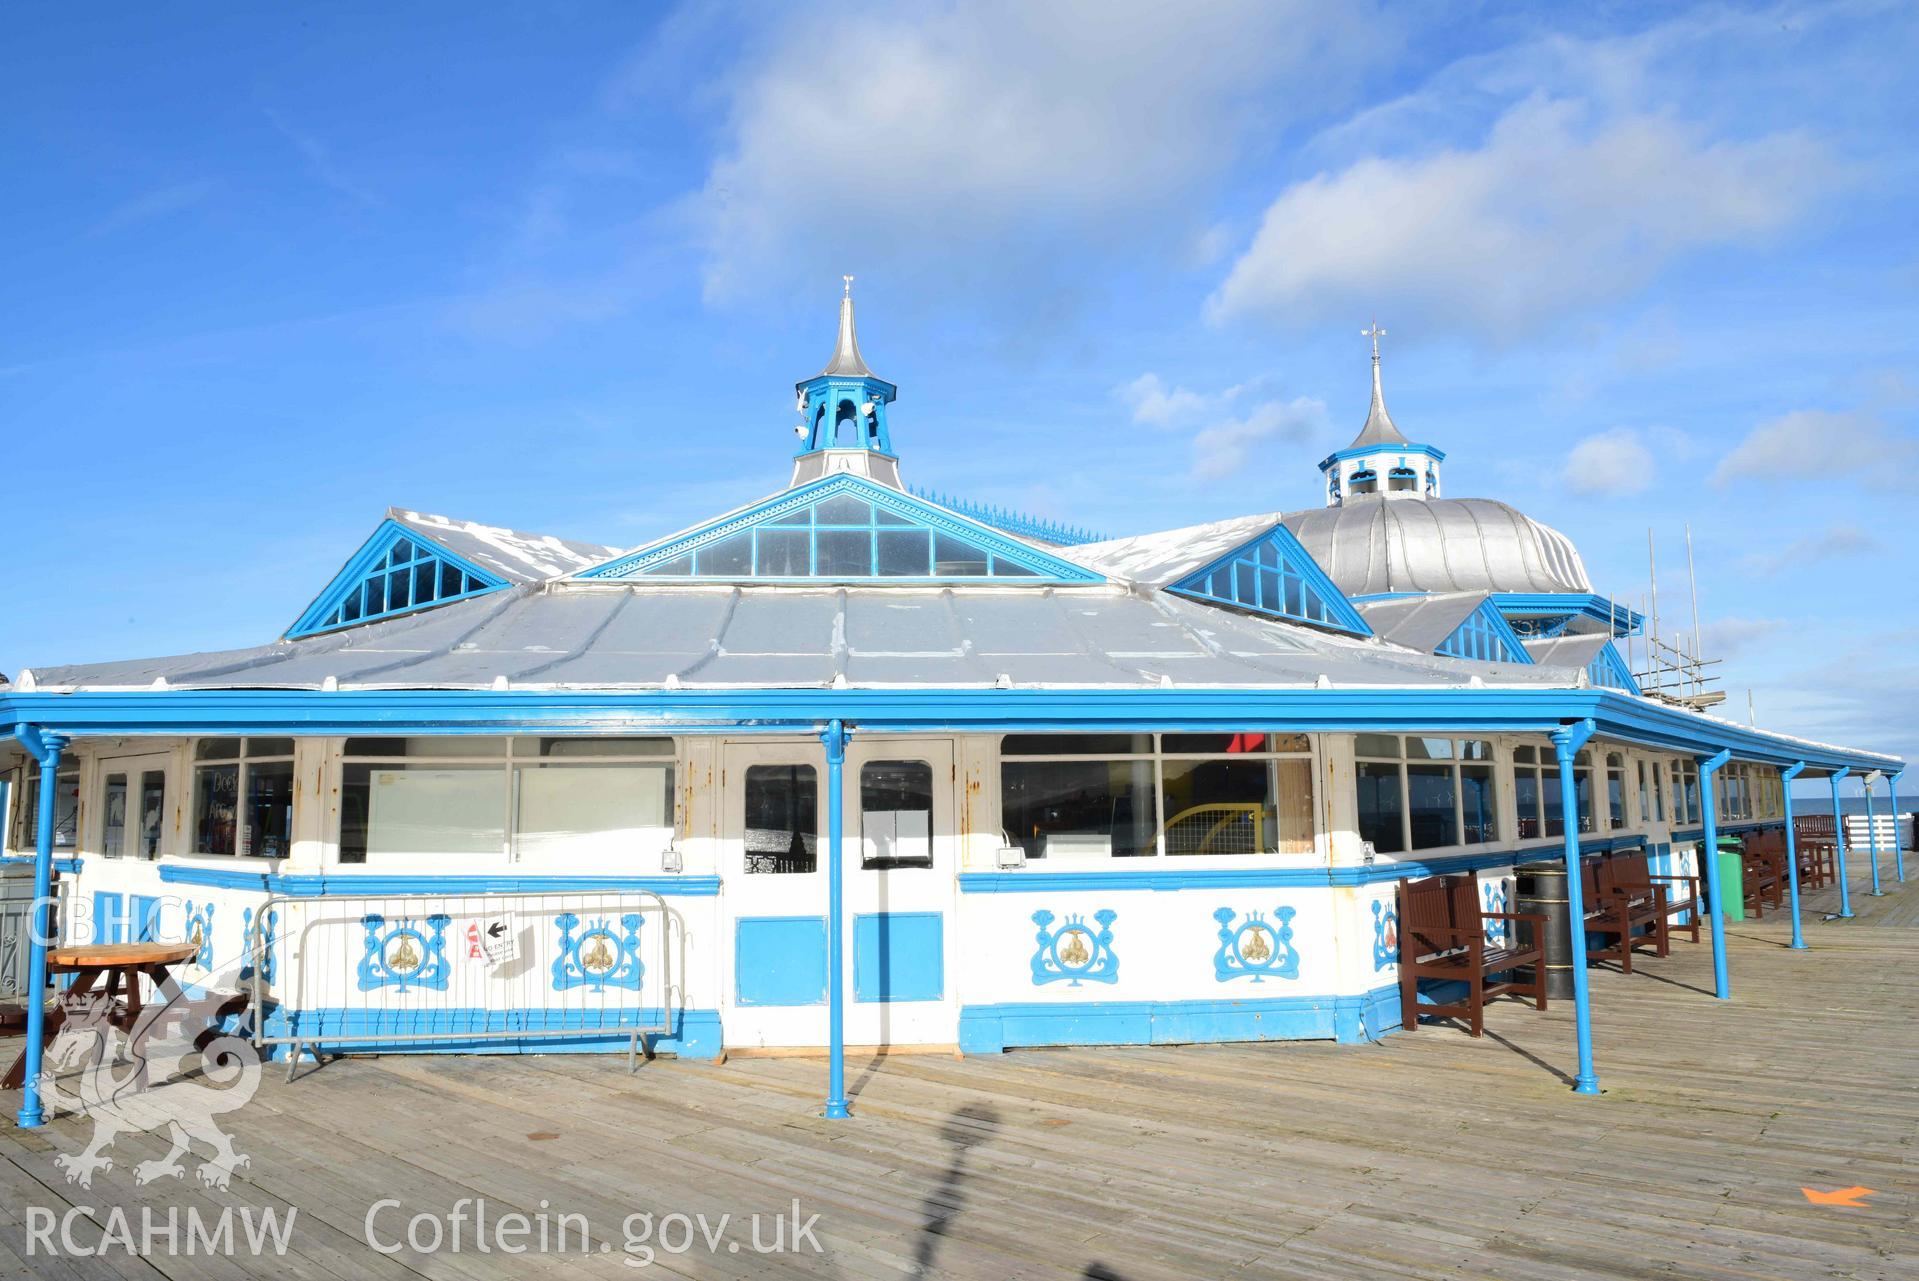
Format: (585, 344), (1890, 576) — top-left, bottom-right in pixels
(1714, 839), (1744, 923)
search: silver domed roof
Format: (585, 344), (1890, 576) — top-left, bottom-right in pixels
(1282, 497), (1591, 597)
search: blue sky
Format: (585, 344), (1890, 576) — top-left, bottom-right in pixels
(4, 2), (1915, 775)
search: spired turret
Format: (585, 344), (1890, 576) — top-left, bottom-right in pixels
(1317, 324), (1445, 507)
(791, 276), (904, 489)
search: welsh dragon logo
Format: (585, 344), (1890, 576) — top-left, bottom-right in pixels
(37, 974), (261, 1190)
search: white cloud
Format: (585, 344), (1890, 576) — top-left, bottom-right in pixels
(1713, 409), (1918, 486)
(1704, 616), (1786, 662)
(1190, 398), (1326, 481)
(693, 1), (1373, 301)
(1116, 373), (1325, 479)
(1207, 95), (1830, 336)
(1562, 427), (1656, 497)
(1740, 525), (1877, 576)
(1118, 374), (1215, 429)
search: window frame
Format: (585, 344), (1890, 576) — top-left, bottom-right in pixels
(190, 737), (296, 859)
(334, 735), (680, 867)
(1353, 734), (1501, 857)
(997, 732), (1320, 864)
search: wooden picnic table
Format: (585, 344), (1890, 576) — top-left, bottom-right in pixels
(1, 941), (199, 1089)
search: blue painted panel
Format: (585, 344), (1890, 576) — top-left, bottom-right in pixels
(853, 912), (943, 1003)
(957, 986), (1403, 1054)
(93, 891), (126, 945)
(735, 915), (828, 1006)
(259, 1006), (724, 1060)
(129, 894), (163, 943)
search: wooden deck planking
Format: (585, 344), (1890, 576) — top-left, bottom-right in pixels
(0, 882), (1910, 1279)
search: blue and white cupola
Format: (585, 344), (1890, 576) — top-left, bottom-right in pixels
(1317, 324), (1444, 507)
(791, 276), (904, 490)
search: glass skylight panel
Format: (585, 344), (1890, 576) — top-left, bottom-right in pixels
(310, 534), (494, 632)
(1170, 528), (1366, 635)
(629, 490), (1061, 581)
(1435, 603), (1527, 663)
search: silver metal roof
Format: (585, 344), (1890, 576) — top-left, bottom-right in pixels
(813, 283), (874, 380)
(389, 509), (621, 583)
(1346, 347), (1409, 449)
(22, 582), (1590, 693)
(1352, 592), (1493, 656)
(1064, 512), (1286, 587)
(1283, 498), (1592, 597)
(1522, 633), (1611, 671)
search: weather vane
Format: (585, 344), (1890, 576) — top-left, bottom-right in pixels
(1362, 320), (1385, 361)
(843, 274), (854, 297)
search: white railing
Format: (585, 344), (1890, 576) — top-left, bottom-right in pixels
(245, 890), (677, 1080)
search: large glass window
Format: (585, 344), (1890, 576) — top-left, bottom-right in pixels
(1605, 752), (1628, 832)
(1514, 743), (1567, 839)
(1359, 736), (1497, 853)
(193, 738), (295, 858)
(13, 768), (80, 853)
(999, 733), (1314, 861)
(138, 770), (167, 858)
(339, 737), (675, 865)
(102, 774), (128, 858)
(861, 760), (933, 870)
(743, 764), (817, 874)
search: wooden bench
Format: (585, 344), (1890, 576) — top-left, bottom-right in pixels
(1738, 832), (1786, 918)
(1599, 847), (1702, 951)
(1581, 853), (1665, 974)
(1798, 839), (1836, 890)
(1397, 875), (1547, 1037)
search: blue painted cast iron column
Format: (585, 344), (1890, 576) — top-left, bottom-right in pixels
(1696, 749), (1733, 1000)
(820, 719), (850, 1120)
(1892, 770), (1907, 883)
(1550, 719), (1599, 1096)
(15, 727), (68, 1129)
(1829, 768), (1853, 919)
(1781, 762), (1808, 950)
(1863, 773), (1883, 897)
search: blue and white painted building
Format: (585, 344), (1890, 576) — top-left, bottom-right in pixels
(1, 285), (1903, 1120)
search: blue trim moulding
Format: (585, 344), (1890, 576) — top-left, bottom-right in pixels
(573, 473), (1105, 585)
(1, 687), (1901, 774)
(154, 867), (723, 896)
(1491, 593), (1645, 637)
(287, 517), (510, 640)
(958, 985), (1401, 1053)
(0, 856), (82, 874)
(961, 849), (1529, 894)
(258, 1006), (723, 1060)
(1317, 442), (1446, 470)
(1166, 523), (1372, 638)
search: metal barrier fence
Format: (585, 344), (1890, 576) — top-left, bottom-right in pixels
(0, 868), (64, 1000)
(245, 890), (677, 1080)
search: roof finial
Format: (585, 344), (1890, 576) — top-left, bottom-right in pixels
(1346, 318), (1407, 449)
(819, 275), (873, 377)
